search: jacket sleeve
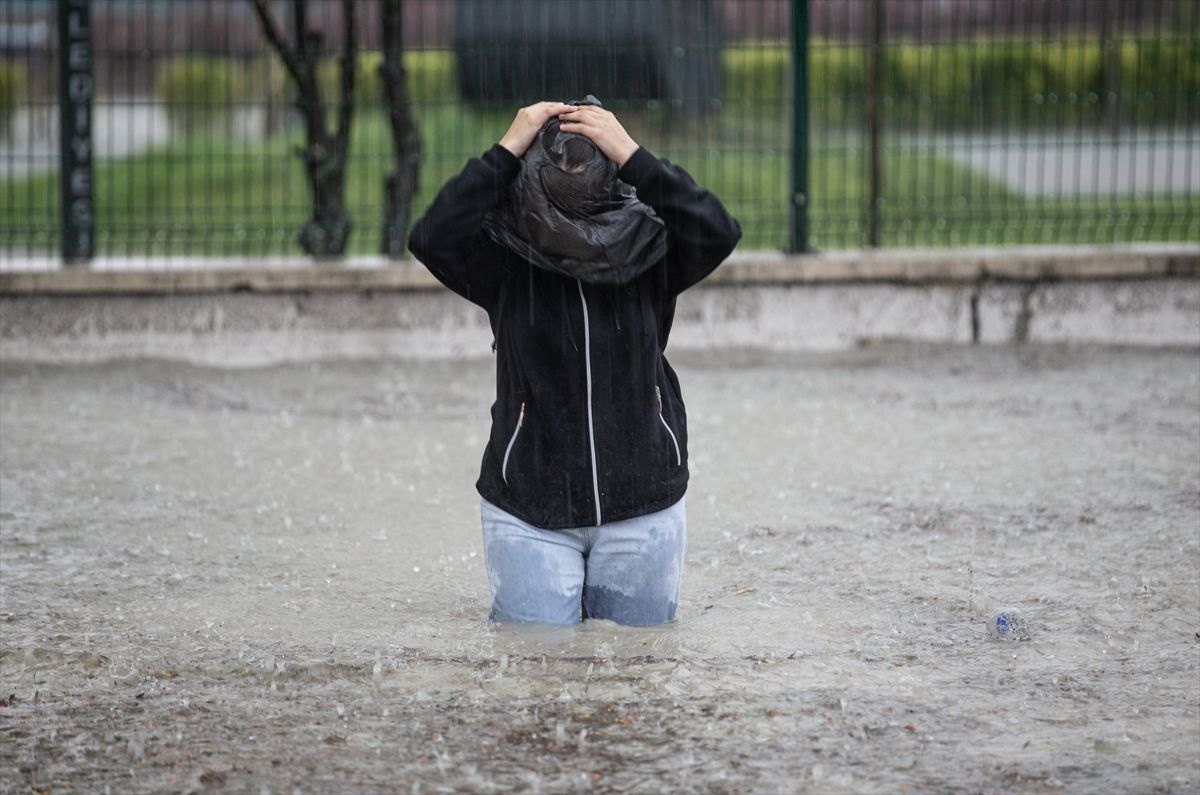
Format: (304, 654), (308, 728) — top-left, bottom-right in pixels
(617, 146), (742, 295)
(407, 144), (522, 310)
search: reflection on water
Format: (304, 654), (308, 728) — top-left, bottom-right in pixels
(1, 345), (1197, 793)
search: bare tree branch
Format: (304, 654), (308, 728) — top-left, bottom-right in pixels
(249, 0), (302, 85)
(249, 0), (355, 258)
(379, 0), (421, 257)
(287, 0), (324, 153)
(334, 0), (357, 149)
(292, 0), (307, 54)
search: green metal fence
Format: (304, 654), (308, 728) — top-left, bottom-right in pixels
(0, 0), (1196, 267)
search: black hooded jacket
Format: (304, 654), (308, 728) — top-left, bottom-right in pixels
(408, 143), (741, 529)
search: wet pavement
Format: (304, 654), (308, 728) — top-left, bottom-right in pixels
(1, 343), (1198, 793)
(925, 130), (1200, 197)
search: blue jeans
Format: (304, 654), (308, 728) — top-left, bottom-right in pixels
(480, 496), (687, 626)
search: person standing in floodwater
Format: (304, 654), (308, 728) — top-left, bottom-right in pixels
(408, 97), (741, 626)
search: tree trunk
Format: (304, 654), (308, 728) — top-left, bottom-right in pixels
(380, 0), (421, 259)
(250, 0), (357, 260)
(298, 146), (352, 258)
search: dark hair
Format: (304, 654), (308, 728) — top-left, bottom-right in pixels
(542, 125), (598, 174)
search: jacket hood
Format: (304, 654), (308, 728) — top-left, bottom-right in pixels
(482, 96), (668, 286)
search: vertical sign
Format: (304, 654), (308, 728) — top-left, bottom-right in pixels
(865, 0), (883, 248)
(59, 0), (94, 264)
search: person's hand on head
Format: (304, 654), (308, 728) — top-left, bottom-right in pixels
(556, 105), (640, 167)
(499, 102), (576, 158)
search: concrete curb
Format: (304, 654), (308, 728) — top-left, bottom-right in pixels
(2, 244), (1196, 295)
(1, 245), (1197, 363)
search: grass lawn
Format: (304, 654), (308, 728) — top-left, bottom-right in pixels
(1, 104), (1196, 258)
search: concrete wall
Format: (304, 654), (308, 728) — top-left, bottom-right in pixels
(1, 246), (1196, 365)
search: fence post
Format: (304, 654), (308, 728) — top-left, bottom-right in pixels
(58, 0), (95, 266)
(866, 0), (883, 248)
(1100, 0), (1121, 139)
(789, 0), (809, 254)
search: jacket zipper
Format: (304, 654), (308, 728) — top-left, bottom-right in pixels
(577, 280), (602, 526)
(501, 401), (524, 485)
(656, 386), (682, 466)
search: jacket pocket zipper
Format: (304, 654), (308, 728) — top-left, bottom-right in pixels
(656, 386), (682, 466)
(501, 402), (525, 485)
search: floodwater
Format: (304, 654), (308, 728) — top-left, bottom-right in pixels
(1, 344), (1198, 794)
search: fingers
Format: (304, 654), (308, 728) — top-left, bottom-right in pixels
(502, 102), (635, 162)
(500, 102), (575, 157)
(555, 104), (609, 127)
(529, 101), (576, 125)
(555, 106), (638, 166)
(556, 107), (622, 142)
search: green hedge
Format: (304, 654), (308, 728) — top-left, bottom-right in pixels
(156, 56), (246, 134)
(722, 38), (1199, 128)
(316, 50), (456, 107)
(0, 60), (25, 137)
(157, 51), (456, 133)
(156, 40), (1197, 133)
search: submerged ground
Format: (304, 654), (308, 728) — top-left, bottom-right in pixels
(1, 343), (1198, 794)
